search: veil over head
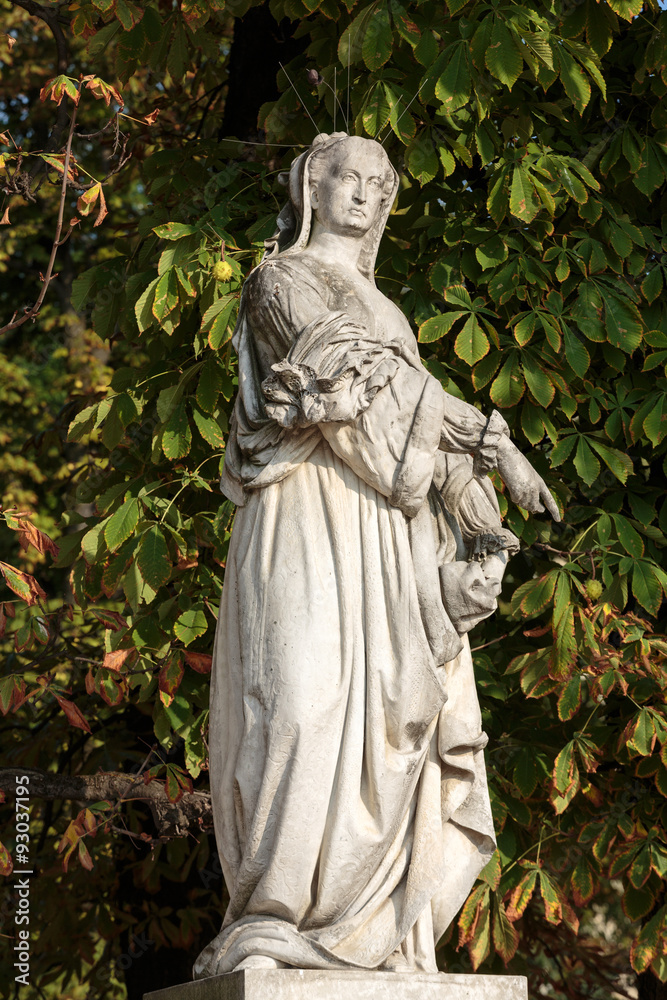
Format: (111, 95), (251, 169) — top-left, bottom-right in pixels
(263, 132), (399, 285)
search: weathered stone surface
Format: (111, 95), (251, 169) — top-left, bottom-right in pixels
(146, 970), (528, 1000)
(194, 132), (561, 979)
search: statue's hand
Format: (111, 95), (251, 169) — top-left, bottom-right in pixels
(496, 437), (561, 522)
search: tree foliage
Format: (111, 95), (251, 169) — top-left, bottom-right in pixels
(1, 0), (667, 997)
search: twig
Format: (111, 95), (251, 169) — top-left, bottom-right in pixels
(0, 100), (78, 335)
(470, 632), (509, 652)
(9, 1), (71, 159)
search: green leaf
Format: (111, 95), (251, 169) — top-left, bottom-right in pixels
(418, 311), (466, 344)
(612, 514), (644, 558)
(571, 855), (595, 905)
(513, 748), (538, 797)
(196, 359), (222, 413)
(588, 439), (633, 484)
(555, 47), (591, 113)
(487, 167), (509, 225)
(563, 325), (590, 377)
(192, 405), (226, 448)
(492, 899), (519, 965)
(208, 297), (236, 350)
(485, 19), (523, 90)
(522, 356), (554, 408)
(137, 525), (171, 591)
(558, 674), (583, 721)
(454, 315), (489, 366)
(152, 269), (179, 324)
(632, 561), (663, 616)
(599, 288), (643, 353)
(550, 434), (577, 468)
(490, 353), (525, 408)
(153, 223), (198, 240)
(174, 605), (208, 645)
(642, 267), (664, 305)
(362, 82), (390, 137)
(362, 8), (392, 71)
(510, 166), (539, 223)
(573, 437), (600, 486)
(538, 871), (563, 925)
(105, 498), (140, 553)
(406, 133), (438, 186)
(435, 41), (471, 112)
(162, 403), (192, 461)
(623, 884), (658, 923)
(384, 84), (416, 144)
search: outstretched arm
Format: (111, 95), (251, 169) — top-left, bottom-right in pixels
(495, 434), (561, 521)
(438, 391), (560, 522)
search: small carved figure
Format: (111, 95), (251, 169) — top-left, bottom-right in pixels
(194, 134), (559, 978)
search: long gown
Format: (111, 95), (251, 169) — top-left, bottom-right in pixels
(193, 252), (512, 977)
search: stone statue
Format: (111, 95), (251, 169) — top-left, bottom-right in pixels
(193, 133), (559, 980)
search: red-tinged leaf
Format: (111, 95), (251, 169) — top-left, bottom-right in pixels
(571, 855), (595, 905)
(630, 906), (666, 974)
(623, 883), (658, 922)
(627, 708), (656, 757)
(493, 898), (519, 964)
(5, 601), (16, 618)
(91, 608), (128, 631)
(506, 869), (538, 921)
(81, 75), (123, 107)
(94, 186), (108, 227)
(479, 850), (502, 890)
(0, 840), (13, 876)
(538, 871), (563, 925)
(0, 206), (10, 225)
(561, 899), (580, 935)
(39, 75), (80, 106)
(458, 883), (488, 944)
(16, 519), (59, 558)
(103, 648), (133, 672)
(159, 650), (184, 706)
(99, 675), (123, 706)
(77, 183), (101, 217)
(144, 109), (160, 125)
(85, 670), (95, 695)
(0, 604), (5, 639)
(184, 651), (212, 674)
(468, 893), (491, 970)
(40, 152), (78, 183)
(0, 562), (33, 603)
(552, 741), (577, 794)
(0, 676), (14, 714)
(78, 839), (94, 870)
(55, 695), (92, 733)
(165, 767), (184, 804)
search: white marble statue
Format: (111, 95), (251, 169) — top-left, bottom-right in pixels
(194, 133), (559, 979)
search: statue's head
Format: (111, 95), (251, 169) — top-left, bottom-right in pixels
(263, 132), (399, 284)
(307, 135), (395, 238)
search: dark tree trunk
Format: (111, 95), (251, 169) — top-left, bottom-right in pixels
(219, 5), (308, 140)
(638, 971), (667, 1000)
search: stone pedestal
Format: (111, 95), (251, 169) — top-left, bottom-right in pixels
(144, 970), (528, 1000)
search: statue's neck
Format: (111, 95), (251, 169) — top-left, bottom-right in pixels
(305, 224), (367, 277)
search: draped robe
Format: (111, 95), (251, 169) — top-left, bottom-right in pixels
(194, 254), (504, 978)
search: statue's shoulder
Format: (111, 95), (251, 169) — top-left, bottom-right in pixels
(243, 255), (326, 311)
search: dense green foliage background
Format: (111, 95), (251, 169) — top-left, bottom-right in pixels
(1, 0), (667, 997)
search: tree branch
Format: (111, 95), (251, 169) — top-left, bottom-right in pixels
(0, 767), (213, 839)
(0, 99), (77, 335)
(9, 0), (71, 155)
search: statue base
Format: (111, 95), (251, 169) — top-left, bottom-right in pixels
(144, 970), (528, 1000)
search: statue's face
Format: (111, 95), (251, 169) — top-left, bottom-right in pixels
(310, 137), (390, 238)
